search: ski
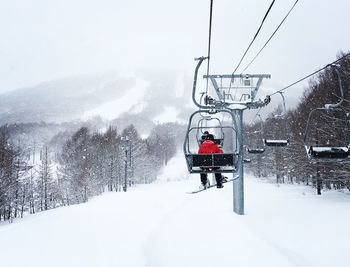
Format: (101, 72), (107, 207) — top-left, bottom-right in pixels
(187, 177), (237, 194)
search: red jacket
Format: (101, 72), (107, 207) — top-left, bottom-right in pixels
(198, 140), (223, 154)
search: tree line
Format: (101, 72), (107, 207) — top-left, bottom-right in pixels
(244, 51), (350, 193)
(0, 122), (179, 222)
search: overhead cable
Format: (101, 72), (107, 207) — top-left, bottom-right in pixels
(231, 0), (276, 78)
(251, 52), (350, 124)
(269, 52), (350, 96)
(241, 0), (300, 73)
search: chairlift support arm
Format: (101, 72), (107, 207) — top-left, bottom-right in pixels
(192, 57), (213, 109)
(204, 74), (271, 102)
(325, 64), (344, 109)
(209, 77), (225, 101)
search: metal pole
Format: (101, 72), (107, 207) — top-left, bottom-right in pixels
(315, 130), (322, 195)
(121, 136), (129, 192)
(233, 110), (244, 215)
(129, 142), (133, 186)
(123, 148), (127, 192)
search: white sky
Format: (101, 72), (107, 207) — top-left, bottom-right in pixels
(1, 0), (350, 109)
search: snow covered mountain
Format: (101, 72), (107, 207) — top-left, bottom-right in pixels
(0, 70), (194, 127)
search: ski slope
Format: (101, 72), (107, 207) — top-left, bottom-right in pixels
(1, 153), (350, 267)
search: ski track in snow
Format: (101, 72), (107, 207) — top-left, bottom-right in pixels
(216, 185), (312, 267)
(144, 179), (297, 267)
(228, 178), (350, 267)
(1, 153), (350, 267)
(144, 175), (350, 267)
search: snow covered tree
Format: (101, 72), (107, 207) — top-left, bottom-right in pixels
(58, 127), (93, 204)
(0, 126), (32, 221)
(147, 123), (177, 166)
(37, 146), (53, 211)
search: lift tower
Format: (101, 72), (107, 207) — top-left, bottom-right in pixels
(185, 57), (271, 215)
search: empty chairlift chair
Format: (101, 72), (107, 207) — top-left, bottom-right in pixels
(247, 114), (265, 153)
(303, 64), (350, 161)
(264, 92), (289, 147)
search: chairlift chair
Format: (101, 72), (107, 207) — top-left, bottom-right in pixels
(247, 148), (265, 154)
(247, 114), (265, 153)
(264, 139), (289, 147)
(308, 146), (349, 159)
(303, 64), (350, 161)
(264, 92), (289, 147)
(184, 109), (238, 174)
(304, 107), (350, 161)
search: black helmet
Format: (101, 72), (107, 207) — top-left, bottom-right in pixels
(202, 131), (214, 141)
(201, 131), (210, 140)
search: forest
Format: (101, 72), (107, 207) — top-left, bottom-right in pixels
(0, 121), (184, 222)
(244, 52), (350, 193)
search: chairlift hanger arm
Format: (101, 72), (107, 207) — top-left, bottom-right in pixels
(192, 57), (213, 110)
(191, 58), (228, 110)
(254, 75), (271, 101)
(278, 91), (287, 116)
(325, 64), (344, 109)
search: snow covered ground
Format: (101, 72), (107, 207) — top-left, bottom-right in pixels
(1, 153), (350, 267)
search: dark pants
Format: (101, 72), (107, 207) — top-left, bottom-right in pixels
(200, 172), (223, 186)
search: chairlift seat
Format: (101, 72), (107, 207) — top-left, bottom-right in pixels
(264, 139), (289, 147)
(308, 146), (349, 159)
(244, 158), (251, 163)
(185, 153), (237, 173)
(247, 148), (265, 154)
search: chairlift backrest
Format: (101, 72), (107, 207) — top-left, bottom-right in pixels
(308, 146), (349, 159)
(264, 139), (289, 147)
(197, 117), (225, 147)
(247, 148), (265, 154)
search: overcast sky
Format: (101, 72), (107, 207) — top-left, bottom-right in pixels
(1, 0), (349, 110)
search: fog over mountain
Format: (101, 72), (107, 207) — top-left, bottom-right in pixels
(0, 70), (195, 134)
(0, 66), (299, 139)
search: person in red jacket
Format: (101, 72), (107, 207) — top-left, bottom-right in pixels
(198, 131), (224, 188)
